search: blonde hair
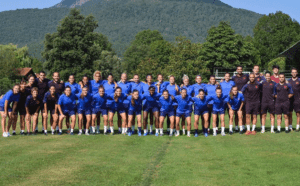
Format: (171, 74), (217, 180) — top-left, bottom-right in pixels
(182, 74), (189, 80)
(93, 71), (101, 78)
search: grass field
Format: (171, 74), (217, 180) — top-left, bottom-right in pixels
(1, 113), (300, 186)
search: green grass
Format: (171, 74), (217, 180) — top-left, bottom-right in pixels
(1, 113), (300, 186)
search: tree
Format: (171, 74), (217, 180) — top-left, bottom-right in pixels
(267, 57), (286, 72)
(200, 21), (259, 73)
(253, 11), (300, 67)
(163, 36), (210, 84)
(94, 50), (122, 79)
(42, 8), (114, 81)
(122, 30), (165, 76)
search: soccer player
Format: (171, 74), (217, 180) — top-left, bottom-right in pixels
(261, 72), (276, 133)
(107, 87), (127, 135)
(48, 72), (65, 95)
(65, 75), (80, 95)
(102, 74), (118, 95)
(253, 65), (265, 82)
(0, 84), (20, 137)
(126, 90), (143, 136)
(92, 86), (109, 134)
(274, 73), (293, 133)
(207, 87), (228, 136)
(192, 75), (207, 95)
(131, 74), (144, 94)
(220, 73), (235, 96)
(155, 74), (169, 94)
(232, 66), (249, 91)
(88, 71), (103, 95)
(174, 88), (193, 137)
(288, 68), (300, 131)
(57, 86), (77, 135)
(192, 89), (209, 137)
(76, 87), (92, 135)
(43, 86), (59, 135)
(143, 86), (161, 136)
(206, 75), (219, 131)
(158, 90), (175, 137)
(271, 65), (280, 83)
(25, 87), (42, 135)
(14, 81), (29, 135)
(241, 73), (261, 135)
(227, 86), (244, 134)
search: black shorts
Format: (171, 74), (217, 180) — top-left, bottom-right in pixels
(16, 107), (26, 115)
(275, 101), (290, 115)
(293, 101), (300, 113)
(245, 101), (260, 115)
(289, 98), (294, 112)
(261, 101), (275, 114)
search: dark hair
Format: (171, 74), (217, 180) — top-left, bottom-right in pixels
(28, 74), (35, 80)
(237, 66), (243, 69)
(225, 72), (230, 76)
(131, 90), (139, 106)
(65, 86), (71, 90)
(279, 72), (285, 76)
(114, 87), (122, 101)
(291, 67), (298, 72)
(157, 74), (163, 78)
(265, 71), (271, 76)
(69, 74), (75, 78)
(80, 87), (89, 99)
(216, 85), (222, 90)
(99, 85), (105, 91)
(272, 65), (280, 70)
(162, 90), (169, 94)
(181, 88), (187, 92)
(107, 73), (113, 78)
(169, 75), (175, 79)
(31, 87), (38, 93)
(195, 75), (202, 79)
(39, 71), (46, 75)
(253, 65), (259, 68)
(229, 86), (238, 99)
(148, 86), (156, 91)
(210, 75), (215, 78)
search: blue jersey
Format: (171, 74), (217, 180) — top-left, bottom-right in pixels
(182, 85), (194, 97)
(0, 90), (20, 108)
(206, 84), (218, 104)
(155, 81), (169, 93)
(131, 82), (144, 95)
(92, 93), (109, 109)
(142, 82), (157, 94)
(102, 80), (116, 95)
(107, 93), (127, 110)
(192, 83), (207, 96)
(220, 80), (235, 96)
(75, 93), (93, 110)
(65, 82), (80, 95)
(165, 84), (180, 96)
(125, 95), (144, 112)
(89, 80), (103, 95)
(117, 81), (132, 95)
(158, 96), (175, 112)
(207, 94), (228, 112)
(192, 96), (209, 111)
(143, 92), (161, 108)
(227, 93), (244, 111)
(174, 95), (193, 113)
(25, 95), (42, 110)
(58, 94), (77, 111)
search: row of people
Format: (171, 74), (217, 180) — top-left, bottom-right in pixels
(1, 65), (299, 138)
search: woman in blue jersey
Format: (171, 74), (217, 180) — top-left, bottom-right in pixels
(0, 84), (20, 137)
(192, 89), (209, 137)
(57, 86), (77, 135)
(158, 90), (175, 136)
(25, 87), (42, 135)
(227, 86), (244, 135)
(78, 75), (90, 133)
(92, 86), (109, 135)
(143, 86), (161, 136)
(126, 90), (143, 136)
(76, 87), (92, 135)
(65, 75), (80, 95)
(180, 75), (194, 135)
(206, 75), (219, 132)
(107, 87), (127, 135)
(207, 86), (228, 136)
(43, 85), (59, 135)
(88, 71), (103, 96)
(174, 88), (193, 137)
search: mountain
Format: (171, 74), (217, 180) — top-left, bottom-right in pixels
(0, 0), (262, 59)
(54, 0), (91, 8)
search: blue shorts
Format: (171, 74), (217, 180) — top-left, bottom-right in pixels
(160, 110), (175, 117)
(128, 110), (142, 116)
(92, 108), (108, 115)
(61, 110), (76, 117)
(77, 109), (92, 115)
(143, 106), (159, 113)
(212, 110), (225, 115)
(194, 109), (209, 116)
(109, 109), (126, 114)
(176, 112), (191, 118)
(0, 106), (12, 112)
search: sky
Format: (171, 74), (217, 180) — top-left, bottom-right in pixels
(0, 0), (299, 22)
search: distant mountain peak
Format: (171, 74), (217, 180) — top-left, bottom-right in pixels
(54, 0), (91, 8)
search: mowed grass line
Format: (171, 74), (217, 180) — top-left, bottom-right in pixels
(1, 113), (300, 185)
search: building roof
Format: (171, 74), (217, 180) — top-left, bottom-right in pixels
(16, 67), (33, 76)
(279, 40), (300, 60)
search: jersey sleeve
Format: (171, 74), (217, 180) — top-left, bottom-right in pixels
(288, 84), (294, 94)
(273, 84), (278, 95)
(241, 84), (248, 94)
(25, 96), (31, 107)
(43, 93), (48, 103)
(240, 94), (245, 102)
(58, 96), (63, 105)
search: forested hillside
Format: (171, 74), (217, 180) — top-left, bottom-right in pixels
(0, 0), (262, 59)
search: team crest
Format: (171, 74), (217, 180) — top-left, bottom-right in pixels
(255, 86), (258, 88)
(270, 83), (273, 85)
(257, 78), (260, 81)
(296, 82), (299, 84)
(243, 77), (246, 79)
(284, 86), (287, 89)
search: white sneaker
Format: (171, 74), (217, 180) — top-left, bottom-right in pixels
(261, 130), (265, 134)
(2, 132), (8, 137)
(221, 132), (226, 136)
(78, 132), (82, 136)
(85, 132), (90, 136)
(187, 133), (190, 137)
(175, 132), (180, 137)
(96, 130), (100, 134)
(271, 130), (274, 133)
(213, 133), (217, 136)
